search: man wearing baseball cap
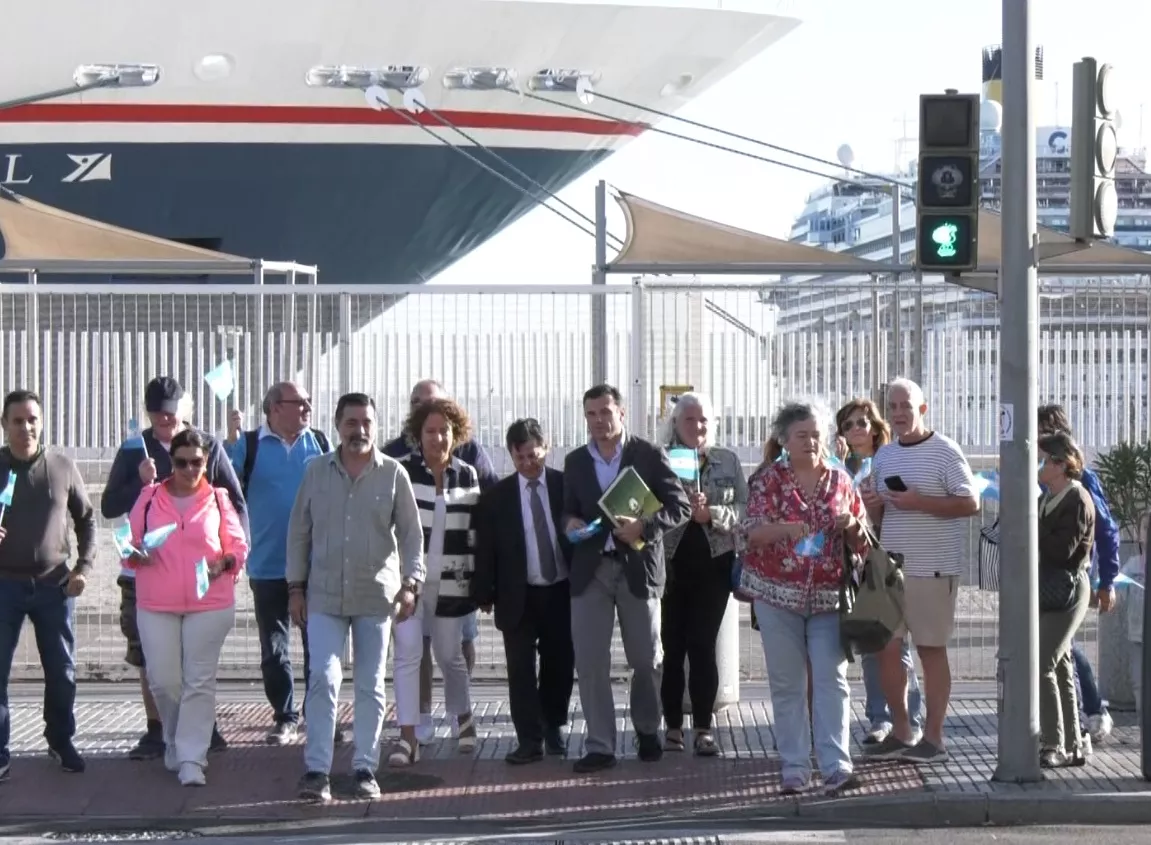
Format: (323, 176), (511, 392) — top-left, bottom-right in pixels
(100, 376), (248, 760)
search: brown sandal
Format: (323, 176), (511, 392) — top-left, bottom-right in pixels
(387, 737), (420, 767)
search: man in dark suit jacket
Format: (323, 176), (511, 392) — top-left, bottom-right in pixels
(472, 419), (574, 764)
(562, 384), (691, 774)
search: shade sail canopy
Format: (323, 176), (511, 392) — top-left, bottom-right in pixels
(609, 190), (884, 269)
(979, 209), (1151, 269)
(0, 187), (252, 265)
(607, 189), (1151, 275)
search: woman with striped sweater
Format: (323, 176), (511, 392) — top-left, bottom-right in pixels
(389, 397), (481, 766)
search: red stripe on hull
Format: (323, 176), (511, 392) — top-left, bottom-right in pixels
(0, 103), (644, 136)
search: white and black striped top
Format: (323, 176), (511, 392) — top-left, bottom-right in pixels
(870, 431), (978, 578)
(400, 451), (480, 618)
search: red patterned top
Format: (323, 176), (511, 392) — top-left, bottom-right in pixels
(738, 459), (867, 614)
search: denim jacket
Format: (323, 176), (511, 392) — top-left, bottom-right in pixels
(663, 444), (748, 560)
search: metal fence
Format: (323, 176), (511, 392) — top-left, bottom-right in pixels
(6, 276), (1149, 683)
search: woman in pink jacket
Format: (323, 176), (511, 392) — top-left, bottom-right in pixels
(127, 428), (248, 787)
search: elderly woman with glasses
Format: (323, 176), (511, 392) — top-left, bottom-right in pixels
(659, 392), (747, 756)
(738, 400), (865, 796)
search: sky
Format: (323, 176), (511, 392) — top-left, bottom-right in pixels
(432, 0), (1151, 287)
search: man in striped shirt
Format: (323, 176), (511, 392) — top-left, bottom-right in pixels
(861, 378), (980, 765)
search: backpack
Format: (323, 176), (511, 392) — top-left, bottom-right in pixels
(240, 428), (330, 495)
(838, 525), (906, 661)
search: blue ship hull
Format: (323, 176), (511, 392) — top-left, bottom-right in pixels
(0, 142), (610, 284)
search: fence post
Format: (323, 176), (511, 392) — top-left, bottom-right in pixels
(25, 271), (39, 391)
(338, 292), (353, 399)
(913, 269), (925, 385)
(629, 277), (648, 437)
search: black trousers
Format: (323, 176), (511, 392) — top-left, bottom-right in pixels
(660, 551), (733, 731)
(502, 582), (575, 747)
(251, 578), (308, 725)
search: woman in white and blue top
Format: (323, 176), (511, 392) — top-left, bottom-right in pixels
(389, 397), (481, 766)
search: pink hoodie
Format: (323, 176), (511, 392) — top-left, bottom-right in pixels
(128, 481), (249, 614)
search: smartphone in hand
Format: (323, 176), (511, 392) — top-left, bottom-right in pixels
(884, 475), (908, 492)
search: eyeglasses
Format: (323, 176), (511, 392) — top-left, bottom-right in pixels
(841, 418), (870, 432)
(173, 457), (205, 470)
(278, 398), (311, 408)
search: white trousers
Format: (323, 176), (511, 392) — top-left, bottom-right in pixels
(393, 579), (471, 725)
(137, 606), (235, 768)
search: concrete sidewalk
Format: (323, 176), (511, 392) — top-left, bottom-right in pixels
(0, 682), (1148, 834)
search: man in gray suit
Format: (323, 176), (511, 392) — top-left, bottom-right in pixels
(562, 383), (691, 773)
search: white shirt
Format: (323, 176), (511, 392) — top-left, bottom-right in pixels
(519, 473), (567, 586)
(870, 431), (977, 578)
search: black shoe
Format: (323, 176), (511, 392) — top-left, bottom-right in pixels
(635, 732), (663, 763)
(266, 722), (299, 745)
(505, 744), (544, 765)
(573, 752), (617, 773)
(298, 770), (331, 802)
(47, 741), (85, 773)
(352, 768), (381, 799)
(128, 723), (164, 761)
(0, 760), (9, 783)
(544, 727), (567, 756)
(209, 724), (228, 753)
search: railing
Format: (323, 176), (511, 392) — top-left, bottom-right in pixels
(7, 276), (1149, 682)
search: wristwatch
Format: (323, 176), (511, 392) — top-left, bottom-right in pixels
(401, 577), (422, 596)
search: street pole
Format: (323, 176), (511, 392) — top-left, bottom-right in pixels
(993, 0), (1043, 783)
(591, 180), (608, 385)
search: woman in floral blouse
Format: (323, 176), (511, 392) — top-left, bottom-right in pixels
(738, 400), (866, 796)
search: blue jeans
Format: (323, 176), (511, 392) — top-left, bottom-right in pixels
(755, 601), (852, 780)
(861, 640), (923, 728)
(1072, 641), (1104, 723)
(462, 610), (478, 643)
(303, 611), (390, 775)
(0, 577), (77, 766)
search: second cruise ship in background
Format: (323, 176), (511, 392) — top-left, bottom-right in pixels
(771, 44), (1151, 451)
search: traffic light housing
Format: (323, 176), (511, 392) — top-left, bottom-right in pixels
(916, 91), (981, 272)
(1070, 57), (1118, 240)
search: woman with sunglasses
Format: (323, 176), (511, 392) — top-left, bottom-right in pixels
(127, 429), (249, 787)
(833, 398), (923, 746)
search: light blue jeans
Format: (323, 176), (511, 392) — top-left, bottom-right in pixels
(861, 641), (923, 728)
(755, 601), (852, 781)
(303, 611), (391, 775)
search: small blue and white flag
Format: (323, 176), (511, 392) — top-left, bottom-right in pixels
(667, 447), (699, 483)
(203, 360), (235, 401)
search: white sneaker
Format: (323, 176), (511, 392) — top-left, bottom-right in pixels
(416, 714), (435, 746)
(1088, 711), (1113, 742)
(178, 762), (206, 786)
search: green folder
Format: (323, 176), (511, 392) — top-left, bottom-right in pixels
(597, 466), (662, 551)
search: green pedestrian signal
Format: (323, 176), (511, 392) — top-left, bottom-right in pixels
(917, 213), (974, 270)
(931, 221), (959, 258)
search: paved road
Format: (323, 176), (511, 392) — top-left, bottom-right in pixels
(1, 826), (1142, 844)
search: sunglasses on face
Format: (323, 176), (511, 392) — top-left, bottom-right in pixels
(841, 418), (869, 432)
(278, 399), (311, 408)
(173, 457), (205, 470)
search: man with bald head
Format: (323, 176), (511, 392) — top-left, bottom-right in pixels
(861, 377), (979, 765)
(227, 382), (332, 744)
(382, 379), (498, 742)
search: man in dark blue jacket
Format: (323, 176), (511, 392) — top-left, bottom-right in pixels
(1039, 404), (1119, 745)
(100, 376), (248, 760)
(381, 378), (498, 742)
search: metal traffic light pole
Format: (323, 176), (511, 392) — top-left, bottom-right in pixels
(992, 0), (1043, 783)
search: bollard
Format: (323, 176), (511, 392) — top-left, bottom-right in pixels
(683, 595), (742, 715)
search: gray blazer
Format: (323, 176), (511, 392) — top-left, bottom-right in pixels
(663, 444), (747, 561)
(561, 435), (691, 600)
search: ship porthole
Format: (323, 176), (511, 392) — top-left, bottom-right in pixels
(660, 73), (694, 97)
(194, 54), (235, 81)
